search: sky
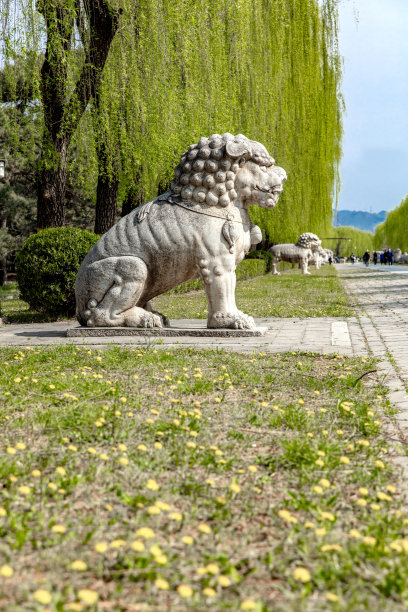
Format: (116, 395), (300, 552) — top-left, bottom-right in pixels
(338, 0), (408, 212)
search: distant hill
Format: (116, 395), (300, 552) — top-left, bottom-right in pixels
(333, 210), (387, 233)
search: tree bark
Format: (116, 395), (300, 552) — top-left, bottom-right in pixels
(36, 0), (121, 229)
(94, 172), (119, 234)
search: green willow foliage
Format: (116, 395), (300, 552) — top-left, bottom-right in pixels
(374, 196), (408, 251)
(2, 0), (342, 241)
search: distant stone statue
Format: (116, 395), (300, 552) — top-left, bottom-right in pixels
(269, 233), (321, 275)
(75, 133), (287, 329)
(309, 245), (329, 269)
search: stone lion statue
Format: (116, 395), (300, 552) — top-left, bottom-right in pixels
(75, 133), (287, 329)
(309, 245), (329, 269)
(269, 232), (321, 275)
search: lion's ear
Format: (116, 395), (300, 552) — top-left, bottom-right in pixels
(225, 140), (250, 159)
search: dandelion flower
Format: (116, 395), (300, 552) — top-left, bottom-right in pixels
(326, 592), (339, 602)
(320, 512), (335, 522)
(56, 467), (66, 476)
(31, 469), (41, 477)
(16, 442), (26, 450)
(349, 529), (361, 539)
(218, 575), (231, 587)
(70, 560), (87, 571)
(198, 523), (212, 534)
(110, 539), (126, 548)
(18, 485), (31, 496)
(146, 479), (159, 491)
(155, 554), (167, 565)
(358, 487), (368, 496)
(216, 496), (227, 505)
(229, 483), (241, 493)
(363, 536), (376, 546)
(0, 507), (6, 517)
(147, 505), (160, 515)
(206, 563), (219, 575)
(371, 503), (381, 511)
(135, 527), (155, 539)
(203, 587), (216, 597)
(240, 601), (257, 610)
(0, 565), (14, 577)
(6, 447), (16, 455)
(319, 479), (330, 489)
(206, 479), (215, 486)
(293, 567), (311, 582)
(177, 584), (193, 598)
(51, 524), (66, 534)
(78, 590), (99, 605)
(33, 589), (52, 604)
(182, 535), (194, 545)
(340, 456), (350, 465)
(356, 498), (367, 507)
(315, 528), (327, 536)
(169, 512), (182, 521)
(313, 485), (324, 494)
(375, 460), (385, 469)
(155, 578), (170, 590)
(130, 540), (145, 552)
(94, 542), (108, 553)
(119, 456), (129, 466)
(248, 465), (258, 473)
(155, 501), (170, 511)
(377, 492), (392, 502)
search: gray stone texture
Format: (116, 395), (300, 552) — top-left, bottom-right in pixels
(75, 133), (287, 331)
(269, 233), (321, 275)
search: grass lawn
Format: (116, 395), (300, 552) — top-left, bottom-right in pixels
(153, 266), (352, 320)
(0, 266), (352, 325)
(1, 345), (407, 611)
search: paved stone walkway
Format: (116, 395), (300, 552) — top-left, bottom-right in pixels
(337, 263), (408, 491)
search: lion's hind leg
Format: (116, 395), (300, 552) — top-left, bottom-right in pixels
(78, 256), (162, 328)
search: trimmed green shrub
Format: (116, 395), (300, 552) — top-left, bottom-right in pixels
(16, 227), (99, 317)
(168, 258), (267, 294)
(245, 250), (274, 273)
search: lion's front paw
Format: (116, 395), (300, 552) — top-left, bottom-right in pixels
(139, 312), (163, 328)
(208, 311), (256, 330)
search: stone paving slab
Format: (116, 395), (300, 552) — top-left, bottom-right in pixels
(337, 264), (408, 503)
(0, 317), (360, 354)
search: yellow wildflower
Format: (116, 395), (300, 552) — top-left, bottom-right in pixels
(33, 589), (52, 604)
(155, 578), (170, 590)
(78, 590), (99, 605)
(198, 523), (212, 534)
(177, 584), (193, 598)
(0, 565), (14, 577)
(293, 567), (311, 582)
(70, 560), (87, 571)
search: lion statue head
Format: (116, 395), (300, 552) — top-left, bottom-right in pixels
(171, 133), (287, 210)
(296, 233), (321, 250)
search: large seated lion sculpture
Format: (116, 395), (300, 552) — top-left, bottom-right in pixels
(269, 233), (321, 275)
(75, 133), (287, 329)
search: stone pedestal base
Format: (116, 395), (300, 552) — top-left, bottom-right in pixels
(66, 325), (267, 338)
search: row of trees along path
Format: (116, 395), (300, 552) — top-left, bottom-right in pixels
(1, 0), (342, 237)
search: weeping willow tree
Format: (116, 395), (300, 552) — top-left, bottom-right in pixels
(1, 0), (343, 237)
(374, 197), (408, 251)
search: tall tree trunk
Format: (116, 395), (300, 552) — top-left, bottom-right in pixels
(94, 172), (119, 234)
(37, 136), (68, 228)
(36, 0), (121, 229)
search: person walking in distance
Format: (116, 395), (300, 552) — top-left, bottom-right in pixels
(363, 249), (370, 267)
(373, 251), (378, 265)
